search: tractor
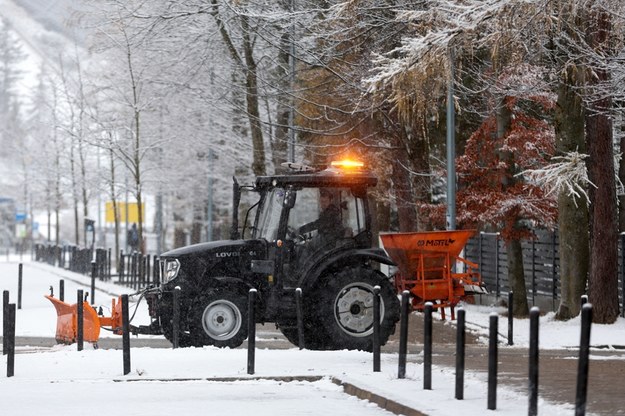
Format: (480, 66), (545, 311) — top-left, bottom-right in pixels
(140, 160), (400, 350)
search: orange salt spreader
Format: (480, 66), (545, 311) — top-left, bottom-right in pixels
(380, 230), (487, 319)
(44, 294), (123, 344)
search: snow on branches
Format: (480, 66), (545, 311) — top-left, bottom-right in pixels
(520, 151), (595, 207)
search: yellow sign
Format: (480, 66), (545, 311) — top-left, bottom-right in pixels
(105, 202), (144, 224)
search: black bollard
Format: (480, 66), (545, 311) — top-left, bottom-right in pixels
(295, 288), (305, 350)
(59, 279), (65, 302)
(398, 290), (410, 379)
(247, 289), (257, 375)
(575, 303), (592, 416)
(77, 290), (84, 351)
(455, 308), (466, 400)
(6, 303), (15, 377)
(122, 294), (131, 375)
(424, 302), (433, 390)
(91, 261), (97, 305)
(17, 263), (23, 310)
(487, 313), (498, 410)
(172, 287), (180, 349)
(529, 306), (540, 416)
(372, 285), (381, 372)
(507, 291), (513, 345)
(3, 290), (8, 355)
(581, 295), (588, 306)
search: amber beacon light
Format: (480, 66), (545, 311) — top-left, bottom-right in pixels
(330, 159), (364, 170)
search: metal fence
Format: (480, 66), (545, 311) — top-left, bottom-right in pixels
(34, 244), (161, 291)
(464, 230), (625, 314)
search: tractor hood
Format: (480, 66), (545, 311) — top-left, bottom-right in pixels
(158, 239), (268, 288)
(160, 239), (262, 259)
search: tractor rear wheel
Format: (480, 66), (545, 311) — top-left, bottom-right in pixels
(315, 267), (399, 351)
(189, 288), (248, 348)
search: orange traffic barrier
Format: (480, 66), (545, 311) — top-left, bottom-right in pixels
(45, 295), (123, 344)
(380, 230), (487, 319)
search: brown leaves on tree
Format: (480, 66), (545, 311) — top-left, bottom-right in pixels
(420, 98), (557, 240)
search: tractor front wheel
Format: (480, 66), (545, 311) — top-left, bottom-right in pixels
(189, 288), (248, 348)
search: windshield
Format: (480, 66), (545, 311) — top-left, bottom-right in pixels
(288, 187), (366, 238)
(254, 186), (367, 242)
(255, 187), (285, 241)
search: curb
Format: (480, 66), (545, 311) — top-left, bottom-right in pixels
(331, 377), (428, 416)
(113, 375), (427, 415)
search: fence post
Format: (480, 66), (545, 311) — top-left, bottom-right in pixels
(398, 290), (410, 379)
(455, 308), (466, 400)
(508, 291), (514, 345)
(621, 233), (625, 318)
(119, 250), (125, 284)
(91, 261), (97, 305)
(145, 255), (151, 286)
(495, 236), (500, 297)
(247, 289), (257, 375)
(575, 303), (592, 416)
(531, 239), (536, 305)
(478, 231), (483, 274)
(154, 255), (161, 285)
(372, 286), (381, 372)
(487, 313), (498, 410)
(77, 289), (84, 351)
(108, 248), (112, 281)
(552, 231), (557, 308)
(528, 306), (540, 416)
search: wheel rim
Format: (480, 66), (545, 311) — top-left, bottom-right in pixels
(334, 282), (384, 337)
(201, 299), (242, 341)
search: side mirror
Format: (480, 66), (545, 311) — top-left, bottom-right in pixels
(283, 188), (296, 208)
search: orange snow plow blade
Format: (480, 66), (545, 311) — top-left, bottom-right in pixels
(380, 230), (487, 319)
(45, 295), (123, 344)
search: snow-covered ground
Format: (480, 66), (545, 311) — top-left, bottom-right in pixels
(1, 256), (624, 415)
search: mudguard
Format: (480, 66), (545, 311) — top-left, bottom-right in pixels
(299, 247), (396, 290)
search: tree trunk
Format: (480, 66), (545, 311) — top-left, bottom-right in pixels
(109, 146), (120, 269)
(497, 98), (530, 316)
(392, 150), (417, 232)
(618, 129), (625, 233)
(241, 15), (266, 177)
(507, 238), (529, 317)
(585, 7), (619, 324)
(556, 191), (589, 319)
(404, 117), (432, 230)
(271, 33), (290, 173)
(586, 105), (619, 323)
(554, 72), (589, 320)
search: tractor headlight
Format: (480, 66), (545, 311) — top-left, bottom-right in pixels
(161, 258), (181, 282)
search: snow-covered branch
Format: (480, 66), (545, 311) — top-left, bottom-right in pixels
(519, 151), (595, 206)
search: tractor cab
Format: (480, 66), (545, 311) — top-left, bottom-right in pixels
(236, 160), (380, 288)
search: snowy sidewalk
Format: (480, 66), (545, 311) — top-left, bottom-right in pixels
(2, 259), (625, 415)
